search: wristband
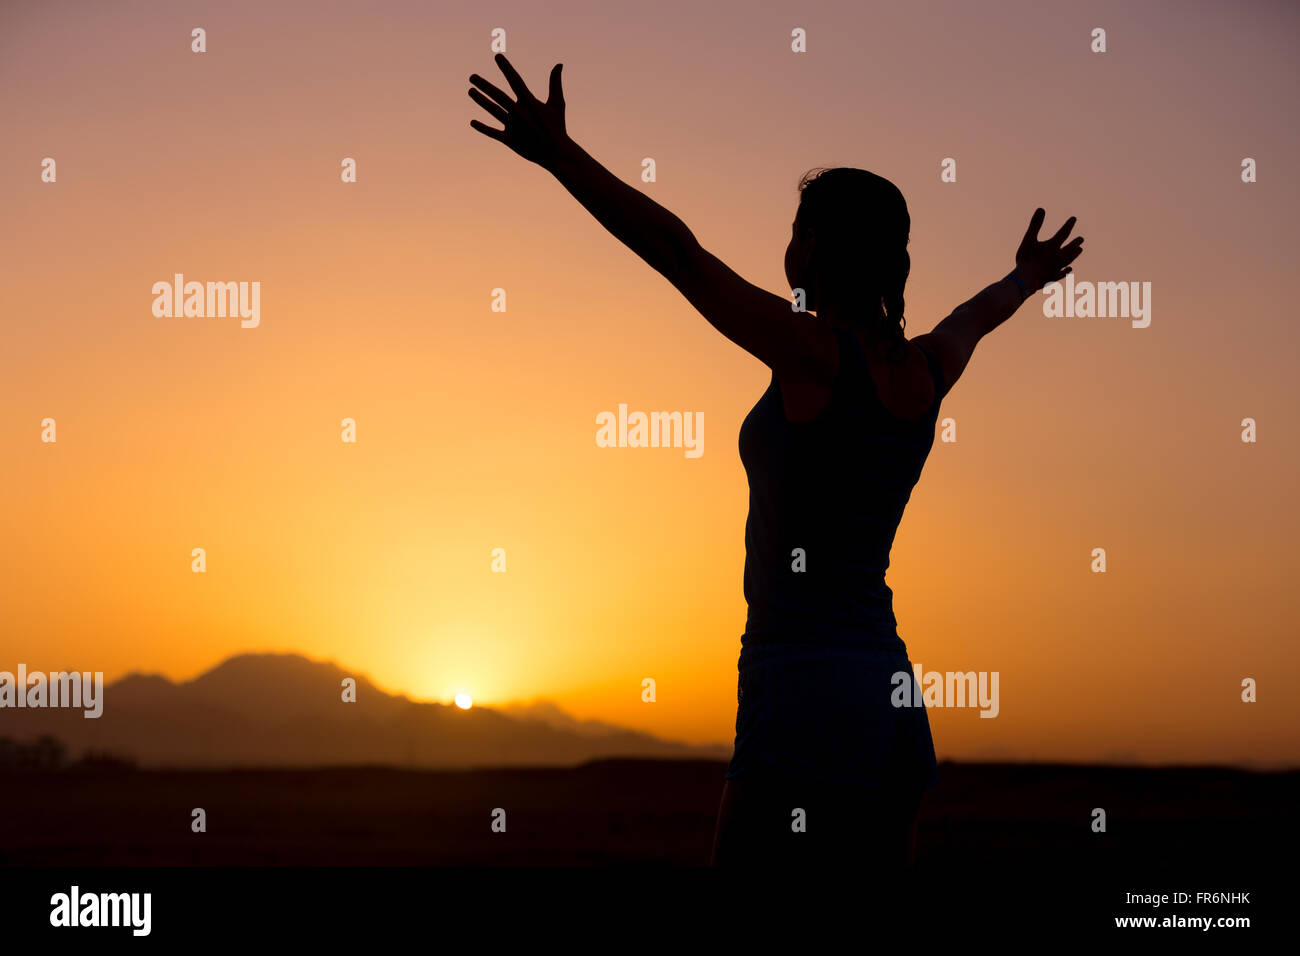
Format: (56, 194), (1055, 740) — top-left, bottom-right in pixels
(1008, 271), (1029, 298)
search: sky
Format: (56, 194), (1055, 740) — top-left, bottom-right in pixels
(1, 0), (1297, 767)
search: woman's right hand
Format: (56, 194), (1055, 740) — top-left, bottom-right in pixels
(469, 54), (572, 170)
(1015, 208), (1085, 291)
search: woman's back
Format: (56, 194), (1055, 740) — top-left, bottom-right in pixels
(739, 324), (947, 650)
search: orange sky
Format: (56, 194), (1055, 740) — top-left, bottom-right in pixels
(2, 0), (1297, 767)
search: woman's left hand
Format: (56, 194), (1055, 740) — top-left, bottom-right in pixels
(1014, 208), (1085, 291)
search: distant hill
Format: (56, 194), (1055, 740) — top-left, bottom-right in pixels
(497, 699), (628, 737)
(0, 653), (729, 769)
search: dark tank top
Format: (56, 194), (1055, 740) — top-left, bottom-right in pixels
(738, 327), (946, 650)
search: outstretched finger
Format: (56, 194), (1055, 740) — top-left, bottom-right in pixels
(469, 88), (509, 124)
(494, 53), (534, 101)
(1049, 216), (1077, 246)
(1023, 208), (1045, 244)
(469, 73), (515, 110)
(547, 63), (565, 109)
(470, 119), (507, 143)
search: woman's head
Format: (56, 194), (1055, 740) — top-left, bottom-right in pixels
(784, 167), (911, 353)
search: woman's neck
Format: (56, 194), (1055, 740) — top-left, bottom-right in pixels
(817, 306), (896, 348)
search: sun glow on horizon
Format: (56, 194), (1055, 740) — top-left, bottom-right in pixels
(454, 693), (473, 710)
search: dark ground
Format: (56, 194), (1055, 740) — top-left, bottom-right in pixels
(1, 759), (1294, 871)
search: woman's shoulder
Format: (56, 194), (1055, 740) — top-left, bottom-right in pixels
(776, 322), (941, 424)
(861, 336), (939, 422)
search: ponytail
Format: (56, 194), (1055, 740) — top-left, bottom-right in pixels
(878, 245), (910, 361)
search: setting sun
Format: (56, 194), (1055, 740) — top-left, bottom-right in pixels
(454, 694), (473, 711)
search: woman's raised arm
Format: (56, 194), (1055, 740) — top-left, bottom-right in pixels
(468, 54), (828, 381)
(916, 209), (1084, 394)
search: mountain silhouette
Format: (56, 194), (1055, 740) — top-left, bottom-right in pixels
(497, 699), (628, 737)
(0, 653), (727, 768)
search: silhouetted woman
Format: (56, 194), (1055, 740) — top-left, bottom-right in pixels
(469, 54), (1084, 868)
